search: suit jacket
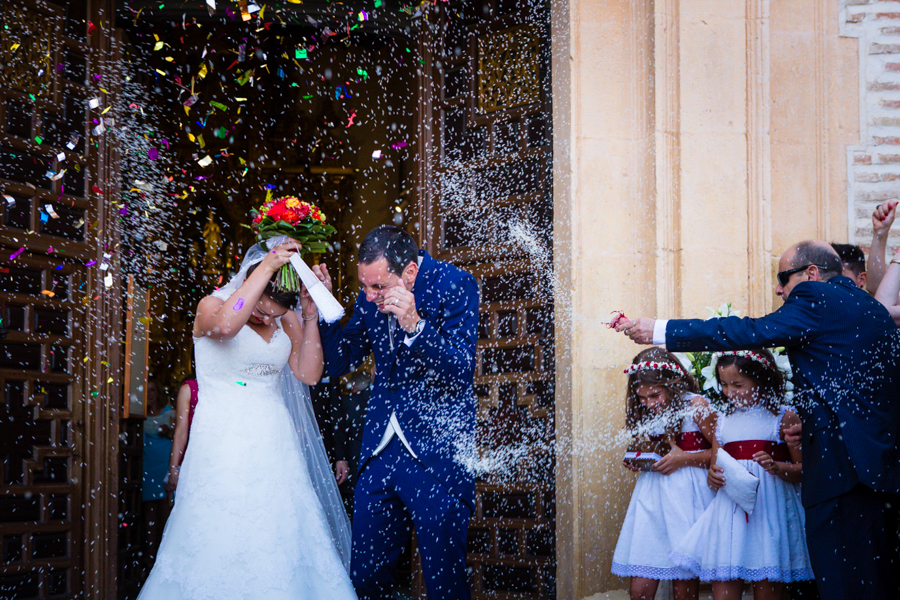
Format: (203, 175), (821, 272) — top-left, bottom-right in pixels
(666, 276), (900, 507)
(319, 250), (479, 509)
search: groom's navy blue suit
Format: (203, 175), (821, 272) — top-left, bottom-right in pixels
(320, 249), (478, 600)
(662, 276), (900, 600)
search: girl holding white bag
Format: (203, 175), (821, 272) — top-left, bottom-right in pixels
(670, 349), (814, 599)
(612, 347), (719, 600)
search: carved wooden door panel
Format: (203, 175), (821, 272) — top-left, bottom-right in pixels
(417, 1), (555, 597)
(0, 0), (121, 598)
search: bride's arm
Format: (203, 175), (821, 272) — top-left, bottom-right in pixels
(192, 244), (295, 340)
(282, 309), (323, 384)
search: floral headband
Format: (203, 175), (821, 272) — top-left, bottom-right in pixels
(624, 360), (687, 377)
(713, 350), (773, 370)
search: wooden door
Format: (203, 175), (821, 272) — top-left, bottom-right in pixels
(0, 0), (121, 597)
(417, 1), (555, 597)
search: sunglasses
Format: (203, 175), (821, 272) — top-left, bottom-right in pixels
(777, 264), (826, 287)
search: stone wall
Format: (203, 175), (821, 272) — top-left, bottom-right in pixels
(843, 0), (900, 248)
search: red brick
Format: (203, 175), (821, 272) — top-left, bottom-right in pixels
(875, 136), (900, 145)
(882, 100), (900, 109)
(854, 154), (873, 165)
(874, 117), (900, 126)
(856, 172), (881, 182)
(870, 43), (900, 54)
(882, 173), (900, 182)
(848, 13), (865, 23)
(856, 190), (897, 200)
(876, 12), (900, 19)
(869, 82), (900, 91)
(883, 27), (900, 35)
(886, 63), (900, 71)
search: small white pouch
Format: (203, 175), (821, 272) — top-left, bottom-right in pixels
(716, 447), (760, 515)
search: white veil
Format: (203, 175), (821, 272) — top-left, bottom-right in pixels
(212, 236), (352, 571)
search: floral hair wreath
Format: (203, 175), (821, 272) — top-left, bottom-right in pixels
(712, 350), (773, 370)
(624, 360), (687, 377)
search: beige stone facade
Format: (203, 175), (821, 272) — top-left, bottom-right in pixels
(551, 0), (859, 596)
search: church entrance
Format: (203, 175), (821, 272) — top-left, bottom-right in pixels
(0, 0), (555, 598)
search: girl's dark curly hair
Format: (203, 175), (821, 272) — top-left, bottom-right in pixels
(715, 349), (785, 415)
(625, 347), (700, 437)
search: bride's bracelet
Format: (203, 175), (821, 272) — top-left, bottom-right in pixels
(302, 314), (317, 321)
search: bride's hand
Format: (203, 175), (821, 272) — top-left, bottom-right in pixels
(261, 239), (302, 273)
(312, 263), (333, 293)
(299, 284), (317, 319)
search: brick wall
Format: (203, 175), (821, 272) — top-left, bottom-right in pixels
(843, 0), (900, 250)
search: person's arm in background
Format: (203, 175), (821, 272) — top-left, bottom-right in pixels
(874, 246), (900, 326)
(867, 201), (897, 294)
(165, 383), (192, 493)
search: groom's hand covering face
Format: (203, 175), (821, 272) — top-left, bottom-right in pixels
(358, 257), (417, 312)
(358, 257), (400, 313)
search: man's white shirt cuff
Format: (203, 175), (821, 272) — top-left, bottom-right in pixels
(652, 319), (668, 346)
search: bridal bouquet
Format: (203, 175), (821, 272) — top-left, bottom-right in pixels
(247, 195), (336, 292)
(674, 303), (794, 408)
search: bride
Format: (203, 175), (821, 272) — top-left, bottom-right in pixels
(138, 239), (358, 600)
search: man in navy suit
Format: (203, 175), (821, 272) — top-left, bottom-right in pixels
(618, 240), (900, 600)
(313, 226), (478, 600)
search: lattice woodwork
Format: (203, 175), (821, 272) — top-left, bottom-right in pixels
(476, 25), (541, 115)
(1, 1), (122, 598)
(417, 0), (555, 597)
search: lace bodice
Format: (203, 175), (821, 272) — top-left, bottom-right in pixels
(193, 322), (291, 400)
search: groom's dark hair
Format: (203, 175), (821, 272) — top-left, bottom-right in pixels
(358, 225), (418, 276)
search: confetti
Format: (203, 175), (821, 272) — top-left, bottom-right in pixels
(9, 247), (25, 261)
(89, 98), (101, 109)
(4, 195), (16, 206)
(372, 150), (382, 159)
(234, 298), (245, 310)
(41, 290), (56, 297)
(236, 382), (247, 386)
(601, 311), (630, 329)
(197, 155), (213, 167)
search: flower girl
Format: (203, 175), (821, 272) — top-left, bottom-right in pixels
(670, 349), (813, 600)
(612, 347), (718, 600)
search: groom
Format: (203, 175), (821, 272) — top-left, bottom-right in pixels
(315, 225), (479, 600)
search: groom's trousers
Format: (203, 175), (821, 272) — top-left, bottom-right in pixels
(350, 438), (472, 600)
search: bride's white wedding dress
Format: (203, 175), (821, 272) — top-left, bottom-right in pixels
(137, 322), (358, 600)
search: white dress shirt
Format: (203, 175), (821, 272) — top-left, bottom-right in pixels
(373, 256), (424, 460)
(653, 319), (669, 346)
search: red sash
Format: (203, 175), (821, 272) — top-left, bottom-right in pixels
(676, 431), (712, 452)
(722, 440), (790, 462)
(646, 432), (711, 451)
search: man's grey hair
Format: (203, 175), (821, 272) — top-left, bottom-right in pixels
(792, 241), (843, 281)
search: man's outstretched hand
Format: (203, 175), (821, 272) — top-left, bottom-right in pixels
(615, 317), (656, 345)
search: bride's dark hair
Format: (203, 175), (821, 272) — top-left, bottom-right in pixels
(246, 262), (300, 309)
